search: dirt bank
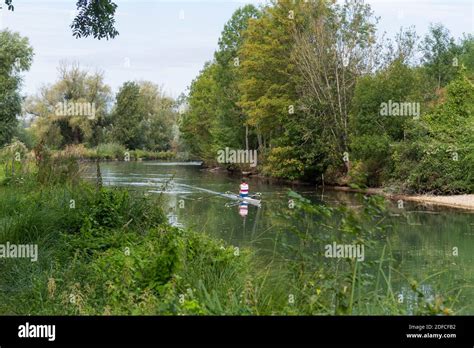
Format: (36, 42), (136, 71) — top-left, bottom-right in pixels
(329, 186), (474, 211)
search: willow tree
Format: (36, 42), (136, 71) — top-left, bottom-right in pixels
(27, 63), (112, 148)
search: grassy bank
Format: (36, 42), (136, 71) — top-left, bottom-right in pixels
(0, 154), (464, 315)
(53, 143), (175, 161)
(0, 178), (251, 315)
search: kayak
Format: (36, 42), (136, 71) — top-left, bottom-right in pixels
(178, 184), (262, 207)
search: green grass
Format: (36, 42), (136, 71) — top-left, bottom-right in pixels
(0, 165), (5, 184)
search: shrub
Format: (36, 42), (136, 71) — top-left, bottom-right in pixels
(33, 143), (81, 186)
(350, 134), (392, 187)
(391, 73), (474, 193)
(263, 146), (304, 181)
(130, 149), (175, 161)
(96, 142), (127, 160)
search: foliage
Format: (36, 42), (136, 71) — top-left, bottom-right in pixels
(0, 138), (29, 184)
(212, 4), (261, 153)
(71, 0), (119, 40)
(391, 71), (474, 193)
(349, 134), (392, 187)
(4, 0), (119, 40)
(179, 63), (219, 160)
(33, 142), (82, 186)
(177, 1), (473, 194)
(349, 31), (474, 193)
(111, 81), (176, 151)
(262, 146), (305, 181)
(238, 0), (300, 148)
(27, 63), (112, 148)
(96, 142), (126, 160)
(179, 5), (261, 161)
(420, 23), (462, 89)
(293, 0), (378, 178)
(268, 191), (459, 315)
(0, 30), (34, 146)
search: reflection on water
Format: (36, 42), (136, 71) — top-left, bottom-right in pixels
(84, 161), (474, 313)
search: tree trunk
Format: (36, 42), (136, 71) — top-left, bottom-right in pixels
(245, 125), (249, 151)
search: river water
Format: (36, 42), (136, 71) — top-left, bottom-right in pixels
(84, 161), (474, 313)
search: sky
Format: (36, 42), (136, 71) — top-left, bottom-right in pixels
(0, 0), (473, 99)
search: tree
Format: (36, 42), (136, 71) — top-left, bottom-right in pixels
(179, 63), (218, 159)
(348, 59), (420, 186)
(2, 0), (119, 40)
(111, 82), (143, 150)
(238, 0), (301, 150)
(111, 81), (176, 151)
(238, 0), (354, 180)
(0, 29), (33, 146)
(136, 81), (176, 152)
(27, 63), (112, 148)
(212, 4), (261, 153)
(420, 24), (461, 89)
(391, 70), (474, 193)
(179, 5), (261, 162)
(458, 34), (474, 77)
(293, 0), (378, 177)
(349, 25), (472, 188)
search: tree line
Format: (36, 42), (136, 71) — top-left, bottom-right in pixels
(179, 0), (474, 194)
(25, 65), (178, 152)
(0, 33), (178, 154)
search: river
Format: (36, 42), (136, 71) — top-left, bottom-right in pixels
(84, 161), (474, 314)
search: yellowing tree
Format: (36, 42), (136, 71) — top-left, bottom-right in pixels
(238, 0), (306, 150)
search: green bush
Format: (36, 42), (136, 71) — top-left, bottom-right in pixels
(263, 146), (304, 181)
(391, 73), (474, 193)
(350, 134), (392, 187)
(130, 149), (175, 161)
(33, 144), (81, 186)
(96, 142), (126, 160)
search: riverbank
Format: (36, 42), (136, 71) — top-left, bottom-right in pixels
(49, 144), (176, 161)
(329, 186), (474, 211)
(202, 165), (474, 211)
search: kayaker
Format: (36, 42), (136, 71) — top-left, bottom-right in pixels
(239, 178), (249, 198)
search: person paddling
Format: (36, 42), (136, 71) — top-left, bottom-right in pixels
(239, 178), (249, 218)
(239, 178), (249, 198)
